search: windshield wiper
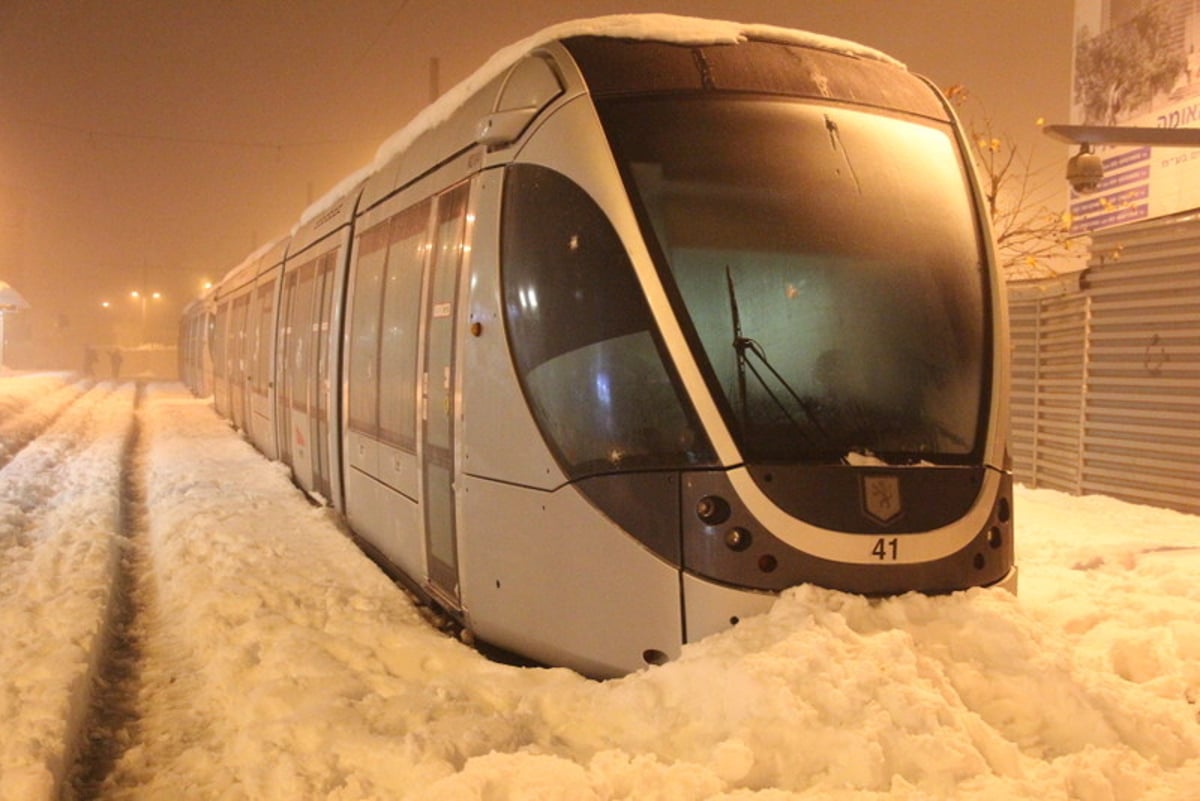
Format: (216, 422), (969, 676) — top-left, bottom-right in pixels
(825, 113), (863, 194)
(725, 265), (828, 445)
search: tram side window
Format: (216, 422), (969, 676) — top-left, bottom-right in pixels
(283, 260), (317, 412)
(252, 279), (275, 395)
(501, 164), (714, 477)
(205, 312), (216, 372)
(348, 225), (389, 437)
(230, 294), (251, 380)
(314, 252), (337, 416)
(211, 304), (228, 379)
(377, 201), (430, 451)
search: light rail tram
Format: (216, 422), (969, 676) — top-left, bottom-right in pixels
(179, 15), (1015, 678)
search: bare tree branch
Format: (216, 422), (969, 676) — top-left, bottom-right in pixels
(945, 85), (1085, 281)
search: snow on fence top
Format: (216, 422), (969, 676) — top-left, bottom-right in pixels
(289, 14), (905, 232)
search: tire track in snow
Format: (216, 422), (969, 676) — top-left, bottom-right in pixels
(66, 382), (148, 801)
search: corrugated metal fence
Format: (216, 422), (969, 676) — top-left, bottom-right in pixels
(1007, 211), (1200, 515)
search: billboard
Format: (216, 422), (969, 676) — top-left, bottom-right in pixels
(1071, 0), (1200, 231)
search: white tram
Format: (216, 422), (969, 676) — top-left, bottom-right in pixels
(180, 16), (1015, 677)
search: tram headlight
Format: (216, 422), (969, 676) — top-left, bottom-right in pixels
(725, 527), (752, 551)
(696, 495), (731, 526)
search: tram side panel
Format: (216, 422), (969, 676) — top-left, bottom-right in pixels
(342, 190), (432, 582)
(201, 304), (215, 398)
(342, 174), (474, 608)
(211, 298), (231, 418)
(193, 306), (212, 397)
(335, 147), (688, 674)
(247, 266), (282, 460)
(274, 263), (302, 470)
(241, 277), (264, 438)
(455, 112), (688, 677)
(275, 240), (345, 502)
(227, 290), (252, 433)
(276, 255), (311, 484)
(176, 307), (191, 392)
(178, 304), (203, 395)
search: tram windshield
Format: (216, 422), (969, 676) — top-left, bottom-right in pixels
(596, 96), (989, 464)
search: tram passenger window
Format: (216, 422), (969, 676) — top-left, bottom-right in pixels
(377, 202), (430, 450)
(230, 295), (250, 381)
(211, 305), (227, 379)
(289, 262), (316, 411)
(348, 224), (388, 436)
(501, 164), (714, 478)
(313, 253), (337, 429)
(252, 279), (275, 395)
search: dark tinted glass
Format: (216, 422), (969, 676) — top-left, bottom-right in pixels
(502, 164), (715, 477)
(597, 97), (988, 463)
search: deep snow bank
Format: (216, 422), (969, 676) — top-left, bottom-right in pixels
(89, 386), (1199, 800)
(1, 376), (1195, 800)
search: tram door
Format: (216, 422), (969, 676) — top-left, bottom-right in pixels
(229, 293), (250, 432)
(274, 252), (334, 500)
(249, 277), (277, 459)
(422, 183), (470, 605)
(275, 267), (302, 470)
(312, 252), (336, 500)
(277, 260), (314, 489)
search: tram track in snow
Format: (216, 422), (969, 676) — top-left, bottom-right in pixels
(0, 381), (139, 801)
(66, 382), (148, 801)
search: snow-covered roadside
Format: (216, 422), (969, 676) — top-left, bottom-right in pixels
(0, 375), (1195, 800)
(1017, 487), (1200, 708)
(0, 382), (135, 800)
(0, 372), (86, 466)
(101, 388), (516, 799)
(0, 371), (77, 420)
(87, 385), (1197, 800)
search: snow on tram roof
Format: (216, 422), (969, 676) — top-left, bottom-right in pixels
(291, 14), (903, 232)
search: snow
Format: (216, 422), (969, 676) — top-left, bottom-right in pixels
(0, 381), (135, 798)
(0, 372), (85, 466)
(1, 373), (1198, 800)
(295, 14), (904, 229)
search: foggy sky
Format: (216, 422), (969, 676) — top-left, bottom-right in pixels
(0, 0), (1073, 366)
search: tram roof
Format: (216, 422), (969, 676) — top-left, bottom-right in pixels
(208, 15), (908, 296)
(293, 14), (905, 230)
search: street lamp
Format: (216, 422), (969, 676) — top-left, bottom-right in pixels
(128, 289), (164, 344)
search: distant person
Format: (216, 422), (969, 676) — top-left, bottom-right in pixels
(109, 348), (123, 380)
(83, 346), (97, 377)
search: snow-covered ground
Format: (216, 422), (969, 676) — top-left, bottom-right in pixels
(0, 374), (1196, 801)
